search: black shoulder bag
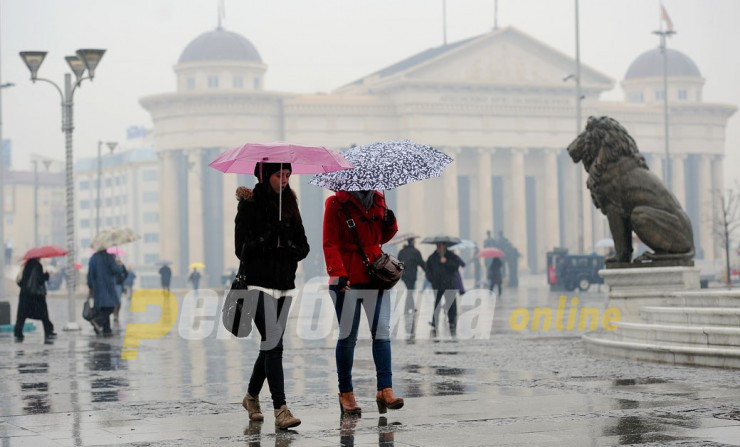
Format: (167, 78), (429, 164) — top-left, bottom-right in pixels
(221, 242), (258, 338)
(339, 201), (404, 290)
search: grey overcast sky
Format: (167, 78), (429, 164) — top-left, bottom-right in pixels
(1, 0), (738, 187)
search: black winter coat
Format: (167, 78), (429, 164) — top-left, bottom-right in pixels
(17, 258), (50, 320)
(234, 183), (310, 290)
(425, 249), (462, 291)
(398, 245), (425, 283)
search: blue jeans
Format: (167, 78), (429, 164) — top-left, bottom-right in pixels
(330, 284), (392, 393)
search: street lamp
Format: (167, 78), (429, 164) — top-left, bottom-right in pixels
(96, 140), (118, 235)
(20, 48), (106, 331)
(32, 158), (53, 247)
(653, 28), (676, 191)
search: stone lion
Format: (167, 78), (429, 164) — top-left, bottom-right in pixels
(567, 116), (694, 264)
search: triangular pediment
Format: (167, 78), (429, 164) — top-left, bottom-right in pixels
(336, 27), (613, 93)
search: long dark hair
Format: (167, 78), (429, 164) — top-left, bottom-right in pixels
(253, 182), (301, 222)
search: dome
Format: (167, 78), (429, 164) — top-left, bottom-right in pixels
(625, 48), (701, 80)
(178, 28), (262, 64)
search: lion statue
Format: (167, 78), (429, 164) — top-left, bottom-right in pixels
(567, 116), (694, 265)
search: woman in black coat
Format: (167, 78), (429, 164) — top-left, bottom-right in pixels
(425, 243), (462, 337)
(234, 161), (309, 430)
(14, 258), (56, 341)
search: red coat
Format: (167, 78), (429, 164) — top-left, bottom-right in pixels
(323, 191), (398, 284)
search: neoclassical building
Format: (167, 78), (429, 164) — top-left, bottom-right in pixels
(141, 25), (736, 285)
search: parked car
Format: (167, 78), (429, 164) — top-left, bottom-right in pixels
(546, 248), (605, 292)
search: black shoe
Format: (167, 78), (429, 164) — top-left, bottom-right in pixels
(45, 333), (58, 340)
(14, 335), (24, 342)
(102, 331), (114, 338)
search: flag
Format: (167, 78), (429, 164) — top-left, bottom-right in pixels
(660, 3), (674, 32)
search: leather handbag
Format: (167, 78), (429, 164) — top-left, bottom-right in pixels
(339, 202), (404, 290)
(221, 242), (256, 337)
(82, 295), (95, 322)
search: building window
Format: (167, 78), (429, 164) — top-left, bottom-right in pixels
(233, 76), (243, 88)
(143, 191), (158, 203)
(253, 78), (260, 90)
(81, 219), (90, 228)
(186, 77), (195, 90)
(6, 215), (13, 225)
(105, 178), (113, 187)
(629, 92), (643, 102)
(144, 233), (159, 243)
(655, 90), (664, 100)
(105, 198), (112, 207)
(80, 238), (90, 248)
(142, 170), (158, 181)
(143, 212), (159, 223)
(207, 75), (219, 88)
(105, 217), (113, 226)
(80, 199), (90, 209)
(144, 254), (159, 264)
(79, 180), (90, 190)
(678, 89), (688, 100)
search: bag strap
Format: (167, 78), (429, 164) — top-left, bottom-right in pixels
(236, 240), (248, 278)
(339, 201), (372, 268)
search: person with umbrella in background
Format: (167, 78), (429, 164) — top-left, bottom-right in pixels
(488, 257), (504, 296)
(235, 161), (309, 429)
(87, 248), (125, 336)
(14, 246), (65, 341)
(188, 268), (201, 292)
(424, 238), (463, 338)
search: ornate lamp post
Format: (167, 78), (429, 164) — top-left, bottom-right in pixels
(19, 48), (106, 330)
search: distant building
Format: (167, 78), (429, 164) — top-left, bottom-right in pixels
(2, 139), (10, 170)
(74, 132), (161, 287)
(141, 26), (735, 279)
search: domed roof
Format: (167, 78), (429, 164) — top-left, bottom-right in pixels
(178, 28), (262, 64)
(625, 48), (701, 80)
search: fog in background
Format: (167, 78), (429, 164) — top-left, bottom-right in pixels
(1, 0), (738, 188)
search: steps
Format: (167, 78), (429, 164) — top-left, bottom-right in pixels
(583, 284), (740, 369)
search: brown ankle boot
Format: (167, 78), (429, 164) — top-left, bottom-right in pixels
(338, 391), (362, 415)
(242, 393), (264, 421)
(375, 388), (404, 414)
(274, 405), (301, 430)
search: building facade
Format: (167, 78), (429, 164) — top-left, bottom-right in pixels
(141, 26), (736, 285)
(74, 132), (162, 287)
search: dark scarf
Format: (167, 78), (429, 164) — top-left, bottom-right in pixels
(350, 190), (374, 211)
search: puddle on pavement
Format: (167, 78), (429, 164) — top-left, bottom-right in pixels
(613, 377), (669, 386)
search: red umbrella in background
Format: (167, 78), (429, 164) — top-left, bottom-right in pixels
(74, 262), (82, 270)
(22, 245), (68, 261)
(476, 247), (505, 258)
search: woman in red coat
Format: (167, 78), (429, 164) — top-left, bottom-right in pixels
(323, 189), (404, 415)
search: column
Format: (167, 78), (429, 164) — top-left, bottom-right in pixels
(187, 149), (205, 269)
(159, 151), (180, 274)
(671, 154), (686, 208)
(222, 167), (238, 272)
(697, 155), (713, 260)
(649, 153), (664, 182)
(711, 155), (725, 258)
(507, 148), (528, 272)
(406, 179), (425, 238)
(560, 153), (579, 252)
(442, 148), (460, 236)
(475, 148), (493, 246)
(543, 149), (560, 253)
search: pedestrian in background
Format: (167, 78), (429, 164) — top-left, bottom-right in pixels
(14, 258), (55, 342)
(397, 237), (425, 315)
(323, 189), (404, 416)
(488, 257), (504, 296)
(236, 161), (309, 430)
(87, 249), (125, 336)
(113, 259), (128, 323)
(188, 268), (201, 291)
(158, 264), (172, 293)
(426, 242), (462, 337)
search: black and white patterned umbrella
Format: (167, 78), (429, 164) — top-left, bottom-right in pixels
(309, 140), (453, 191)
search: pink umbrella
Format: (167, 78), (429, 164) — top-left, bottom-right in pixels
(22, 245), (68, 261)
(209, 141), (354, 220)
(208, 142), (354, 174)
(107, 247), (126, 256)
(476, 247), (505, 258)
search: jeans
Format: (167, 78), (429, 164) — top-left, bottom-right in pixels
(432, 289), (458, 336)
(247, 291), (292, 409)
(330, 284), (392, 393)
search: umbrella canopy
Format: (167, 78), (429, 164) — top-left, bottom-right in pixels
(595, 238), (615, 248)
(189, 262), (205, 270)
(91, 228), (140, 251)
(107, 247), (127, 256)
(421, 235), (462, 245)
(451, 239), (477, 250)
(22, 245), (68, 261)
(309, 140), (453, 191)
(477, 247), (505, 258)
(208, 142), (354, 174)
(386, 232), (420, 246)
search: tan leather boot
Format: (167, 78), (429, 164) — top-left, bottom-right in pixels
(242, 393), (264, 421)
(338, 391), (362, 415)
(375, 388), (404, 414)
(274, 405), (301, 430)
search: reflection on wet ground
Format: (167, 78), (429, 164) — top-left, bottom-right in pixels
(1, 279), (740, 445)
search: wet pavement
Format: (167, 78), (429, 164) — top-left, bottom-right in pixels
(2, 276), (740, 446)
